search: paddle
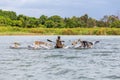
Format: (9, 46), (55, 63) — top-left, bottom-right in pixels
(94, 41), (100, 44)
(47, 39), (55, 43)
(47, 39), (65, 43)
(61, 40), (65, 42)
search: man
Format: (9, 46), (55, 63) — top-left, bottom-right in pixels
(55, 36), (64, 48)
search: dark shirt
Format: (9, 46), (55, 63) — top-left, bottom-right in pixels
(55, 39), (63, 48)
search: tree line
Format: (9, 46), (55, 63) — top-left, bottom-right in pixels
(0, 9), (120, 28)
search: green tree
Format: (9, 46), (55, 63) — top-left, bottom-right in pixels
(48, 15), (64, 28)
(80, 14), (89, 27)
(27, 17), (38, 28)
(0, 9), (17, 20)
(96, 20), (105, 27)
(45, 20), (55, 28)
(49, 15), (63, 22)
(64, 18), (77, 28)
(17, 14), (29, 28)
(110, 20), (120, 28)
(0, 16), (7, 25)
(39, 15), (48, 25)
(87, 18), (96, 27)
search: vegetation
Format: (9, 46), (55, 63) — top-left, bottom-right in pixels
(0, 9), (120, 35)
(0, 26), (120, 35)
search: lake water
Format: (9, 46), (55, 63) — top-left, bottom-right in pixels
(0, 36), (120, 80)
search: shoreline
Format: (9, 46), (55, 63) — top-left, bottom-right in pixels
(0, 27), (120, 36)
(0, 33), (120, 36)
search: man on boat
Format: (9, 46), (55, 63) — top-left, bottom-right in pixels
(55, 36), (64, 48)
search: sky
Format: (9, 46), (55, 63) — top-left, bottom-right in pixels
(0, 0), (120, 19)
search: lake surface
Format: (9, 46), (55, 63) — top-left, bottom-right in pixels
(0, 36), (120, 80)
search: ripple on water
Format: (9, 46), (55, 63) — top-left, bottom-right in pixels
(94, 53), (111, 57)
(72, 76), (95, 80)
(92, 50), (115, 57)
(1, 36), (120, 80)
(44, 54), (64, 59)
(54, 69), (72, 75)
(104, 75), (120, 79)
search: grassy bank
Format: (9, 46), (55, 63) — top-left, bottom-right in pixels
(0, 26), (120, 35)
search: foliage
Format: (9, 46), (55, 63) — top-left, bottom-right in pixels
(110, 20), (120, 28)
(0, 26), (120, 35)
(0, 9), (120, 29)
(0, 9), (120, 35)
(0, 9), (17, 20)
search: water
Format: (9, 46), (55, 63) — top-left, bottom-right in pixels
(0, 36), (120, 80)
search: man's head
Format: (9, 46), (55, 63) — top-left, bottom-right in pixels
(58, 36), (60, 39)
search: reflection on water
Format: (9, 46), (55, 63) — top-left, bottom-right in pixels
(0, 36), (120, 80)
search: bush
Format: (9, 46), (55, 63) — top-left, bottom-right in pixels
(62, 29), (76, 35)
(29, 28), (44, 34)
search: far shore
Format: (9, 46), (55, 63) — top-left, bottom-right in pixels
(0, 33), (43, 36)
(0, 27), (120, 35)
(0, 33), (120, 36)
